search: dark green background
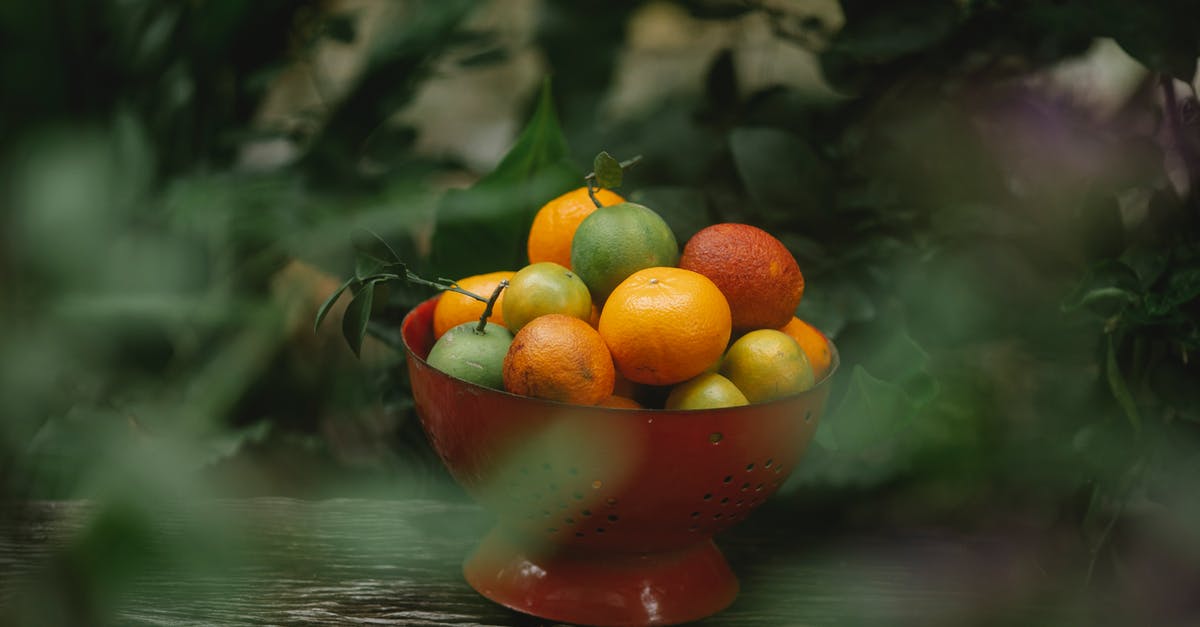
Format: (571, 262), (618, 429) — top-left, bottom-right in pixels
(1, 1), (1198, 625)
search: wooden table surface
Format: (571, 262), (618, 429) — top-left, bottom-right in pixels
(0, 498), (1101, 626)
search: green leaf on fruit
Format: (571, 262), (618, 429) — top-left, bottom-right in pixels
(593, 151), (623, 189)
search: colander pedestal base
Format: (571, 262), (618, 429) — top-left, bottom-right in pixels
(464, 526), (739, 626)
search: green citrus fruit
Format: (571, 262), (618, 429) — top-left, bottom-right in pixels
(570, 202), (679, 303)
(665, 373), (749, 410)
(426, 321), (514, 389)
(719, 329), (814, 403)
(502, 262), (592, 332)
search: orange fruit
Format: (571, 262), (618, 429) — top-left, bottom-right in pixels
(720, 329), (814, 403)
(570, 202), (679, 303)
(502, 262), (592, 332)
(598, 267), (731, 386)
(432, 271), (514, 339)
(779, 316), (832, 380)
(599, 395), (643, 409)
(678, 223), (804, 331)
(503, 314), (615, 405)
(665, 373), (748, 410)
(527, 187), (625, 269)
(612, 371), (638, 398)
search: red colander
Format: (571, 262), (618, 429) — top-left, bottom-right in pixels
(401, 296), (836, 626)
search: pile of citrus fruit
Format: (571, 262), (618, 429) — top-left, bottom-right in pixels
(425, 185), (833, 410)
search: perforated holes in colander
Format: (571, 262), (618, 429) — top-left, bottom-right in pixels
(687, 455), (790, 529)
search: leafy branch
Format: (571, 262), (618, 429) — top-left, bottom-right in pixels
(314, 228), (489, 356)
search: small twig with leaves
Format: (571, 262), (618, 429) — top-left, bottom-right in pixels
(585, 151), (642, 208)
(314, 229), (492, 356)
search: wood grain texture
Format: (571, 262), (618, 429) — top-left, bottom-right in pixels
(0, 499), (1067, 626)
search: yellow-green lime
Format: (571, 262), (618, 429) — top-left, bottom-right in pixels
(665, 373), (749, 410)
(720, 329), (814, 403)
(426, 321), (514, 389)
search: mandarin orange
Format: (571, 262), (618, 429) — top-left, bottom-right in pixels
(598, 267), (731, 386)
(431, 271), (515, 338)
(527, 187), (624, 269)
(779, 316), (832, 380)
(599, 395), (643, 409)
(502, 314), (615, 405)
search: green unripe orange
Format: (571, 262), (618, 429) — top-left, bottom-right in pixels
(570, 202), (679, 303)
(426, 322), (514, 389)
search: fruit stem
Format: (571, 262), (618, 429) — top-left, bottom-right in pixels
(584, 154), (644, 208)
(475, 279), (509, 334)
(397, 272), (491, 303)
(586, 178), (602, 208)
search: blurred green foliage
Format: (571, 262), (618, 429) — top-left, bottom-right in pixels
(2, 0), (1200, 624)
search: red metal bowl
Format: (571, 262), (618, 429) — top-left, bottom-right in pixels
(401, 296), (836, 626)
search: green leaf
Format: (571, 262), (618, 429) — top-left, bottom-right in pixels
(1144, 263), (1200, 316)
(202, 421), (272, 467)
(430, 79), (581, 278)
(1149, 358), (1200, 422)
(703, 49), (739, 121)
(794, 277), (876, 338)
(342, 283), (376, 357)
(111, 108), (155, 209)
(1062, 260), (1141, 316)
(313, 276), (355, 333)
(593, 151), (623, 190)
(1106, 335), (1142, 436)
(457, 47), (510, 68)
(352, 228), (403, 280)
(629, 187), (710, 245)
(729, 127), (829, 222)
(1106, 6), (1200, 81)
(323, 13), (358, 44)
(833, 0), (960, 59)
(819, 0), (961, 92)
(829, 366), (917, 453)
(1021, 1), (1200, 81)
